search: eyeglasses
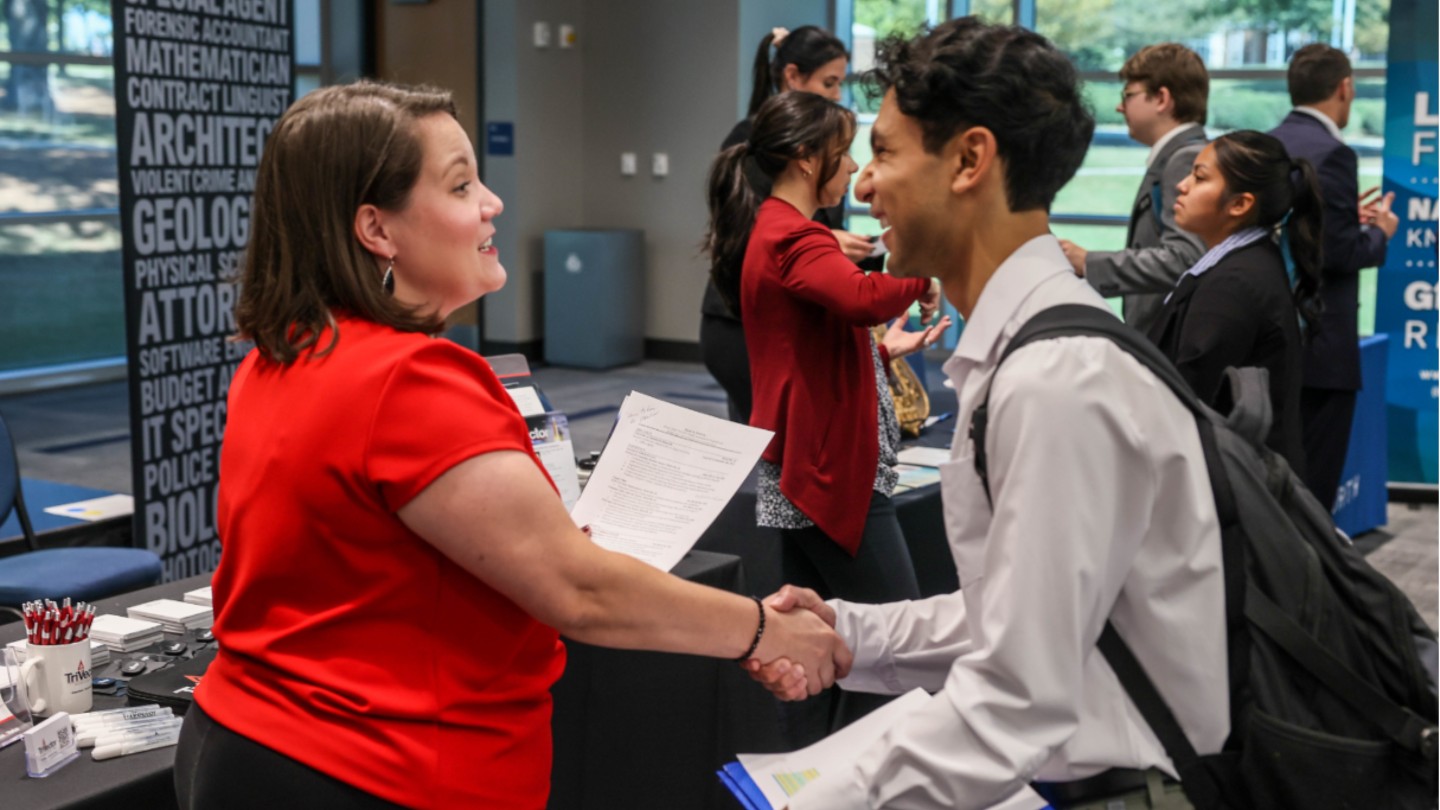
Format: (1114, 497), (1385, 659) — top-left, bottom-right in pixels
(1119, 89), (1147, 105)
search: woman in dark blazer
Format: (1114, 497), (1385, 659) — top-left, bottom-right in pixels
(701, 25), (879, 424)
(1150, 130), (1324, 473)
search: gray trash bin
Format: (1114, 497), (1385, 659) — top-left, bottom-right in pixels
(543, 229), (645, 368)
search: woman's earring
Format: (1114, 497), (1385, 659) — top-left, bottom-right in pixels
(383, 256), (395, 294)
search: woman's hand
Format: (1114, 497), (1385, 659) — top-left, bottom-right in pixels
(882, 314), (952, 361)
(749, 601), (853, 698)
(744, 585), (844, 701)
(832, 229), (876, 263)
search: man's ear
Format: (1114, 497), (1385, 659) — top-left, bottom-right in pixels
(949, 126), (999, 198)
(1154, 86), (1174, 116)
(1338, 75), (1355, 104)
(354, 203), (395, 260)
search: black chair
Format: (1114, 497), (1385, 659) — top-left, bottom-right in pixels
(0, 408), (162, 611)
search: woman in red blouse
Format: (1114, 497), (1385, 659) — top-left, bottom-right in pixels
(172, 82), (848, 810)
(704, 92), (948, 734)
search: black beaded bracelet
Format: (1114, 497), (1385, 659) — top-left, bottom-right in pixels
(734, 595), (766, 662)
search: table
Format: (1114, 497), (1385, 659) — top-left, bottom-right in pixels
(694, 389), (958, 601)
(549, 550), (783, 809)
(2, 576), (201, 810)
(0, 480), (133, 557)
(2, 551), (770, 810)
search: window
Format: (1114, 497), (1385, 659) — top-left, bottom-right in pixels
(840, 0), (1389, 331)
(0, 1), (121, 374)
(0, 0), (363, 384)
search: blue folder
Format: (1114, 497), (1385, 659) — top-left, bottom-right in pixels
(718, 762), (772, 810)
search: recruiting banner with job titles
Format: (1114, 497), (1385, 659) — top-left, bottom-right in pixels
(112, 0), (294, 580)
(1375, 0), (1439, 486)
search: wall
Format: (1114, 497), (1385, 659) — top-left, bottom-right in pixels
(477, 0), (833, 353)
(372, 0), (482, 332)
(482, 0), (585, 349)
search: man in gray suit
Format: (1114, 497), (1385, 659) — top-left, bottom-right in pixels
(1060, 43), (1209, 334)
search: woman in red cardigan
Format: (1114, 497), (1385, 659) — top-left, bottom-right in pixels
(704, 91), (949, 735)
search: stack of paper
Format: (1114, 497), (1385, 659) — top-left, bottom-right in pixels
(720, 688), (1045, 809)
(5, 638), (109, 668)
(127, 599), (213, 634)
(88, 615), (164, 653)
(183, 587), (212, 607)
(720, 689), (930, 810)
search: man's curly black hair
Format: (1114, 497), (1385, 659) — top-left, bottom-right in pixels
(862, 17), (1095, 213)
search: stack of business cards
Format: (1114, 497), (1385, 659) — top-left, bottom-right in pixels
(127, 600), (213, 635)
(182, 587), (212, 607)
(88, 615), (164, 653)
(5, 638), (109, 667)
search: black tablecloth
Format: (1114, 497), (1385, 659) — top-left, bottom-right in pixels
(2, 551), (760, 810)
(1, 576), (206, 810)
(695, 387), (960, 601)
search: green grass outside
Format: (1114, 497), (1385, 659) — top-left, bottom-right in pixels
(0, 223), (125, 371)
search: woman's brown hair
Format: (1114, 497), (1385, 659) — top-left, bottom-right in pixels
(235, 81), (457, 363)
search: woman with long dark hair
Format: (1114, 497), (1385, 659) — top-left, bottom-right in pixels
(704, 91), (947, 733)
(701, 25), (879, 424)
(1150, 129), (1323, 471)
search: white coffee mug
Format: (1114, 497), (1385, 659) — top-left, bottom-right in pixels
(21, 640), (92, 717)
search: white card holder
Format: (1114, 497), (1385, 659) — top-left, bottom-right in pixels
(24, 711), (78, 777)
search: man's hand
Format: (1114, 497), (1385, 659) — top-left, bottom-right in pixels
(1362, 190), (1399, 239)
(882, 315), (952, 361)
(1058, 239), (1087, 277)
(744, 586), (847, 700)
(833, 229), (876, 263)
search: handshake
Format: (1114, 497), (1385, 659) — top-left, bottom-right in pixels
(741, 585), (852, 702)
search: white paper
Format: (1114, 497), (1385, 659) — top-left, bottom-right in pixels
(738, 689), (930, 807)
(569, 392), (773, 571)
(42, 494), (134, 522)
(504, 385), (547, 417)
(737, 689), (1043, 809)
(896, 446), (953, 468)
(535, 440), (582, 511)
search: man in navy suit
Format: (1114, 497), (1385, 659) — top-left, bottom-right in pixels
(1270, 44), (1398, 511)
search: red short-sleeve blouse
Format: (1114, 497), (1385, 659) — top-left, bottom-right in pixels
(197, 315), (566, 809)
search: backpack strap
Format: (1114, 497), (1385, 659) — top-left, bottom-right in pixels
(1245, 583), (1439, 762)
(969, 304), (1248, 805)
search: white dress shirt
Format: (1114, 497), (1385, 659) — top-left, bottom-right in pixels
(790, 235), (1228, 810)
(1146, 121), (1204, 169)
(1293, 105), (1345, 141)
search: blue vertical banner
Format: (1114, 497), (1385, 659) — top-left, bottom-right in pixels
(1375, 0), (1439, 485)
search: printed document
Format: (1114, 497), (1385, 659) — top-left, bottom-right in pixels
(725, 688), (1044, 809)
(570, 392), (772, 571)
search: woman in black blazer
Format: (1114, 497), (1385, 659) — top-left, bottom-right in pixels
(1149, 130), (1323, 474)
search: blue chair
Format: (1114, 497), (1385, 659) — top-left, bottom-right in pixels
(0, 409), (162, 611)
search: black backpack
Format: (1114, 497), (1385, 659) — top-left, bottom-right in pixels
(970, 304), (1438, 809)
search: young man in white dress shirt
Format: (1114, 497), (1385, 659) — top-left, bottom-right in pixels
(752, 19), (1228, 810)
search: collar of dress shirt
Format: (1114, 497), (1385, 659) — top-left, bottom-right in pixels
(945, 234), (1073, 374)
(1146, 121), (1202, 169)
(1293, 106), (1345, 141)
